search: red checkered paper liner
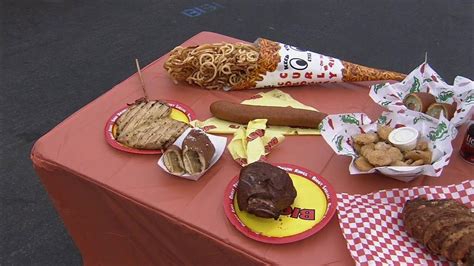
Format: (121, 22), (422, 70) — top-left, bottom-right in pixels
(336, 180), (474, 265)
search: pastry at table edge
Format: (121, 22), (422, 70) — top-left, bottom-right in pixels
(237, 162), (297, 219)
(114, 99), (189, 150)
(402, 197), (474, 265)
(182, 129), (215, 174)
(210, 100), (327, 128)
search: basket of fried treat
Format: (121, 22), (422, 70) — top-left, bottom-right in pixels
(369, 62), (473, 129)
(320, 111), (457, 182)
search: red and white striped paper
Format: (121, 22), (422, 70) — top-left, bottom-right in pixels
(337, 180), (474, 265)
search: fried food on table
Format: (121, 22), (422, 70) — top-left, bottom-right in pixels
(402, 197), (474, 264)
(115, 99), (189, 150)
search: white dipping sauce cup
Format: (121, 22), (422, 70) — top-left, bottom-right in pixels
(388, 127), (419, 151)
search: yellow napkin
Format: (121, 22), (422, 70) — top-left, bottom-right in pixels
(228, 119), (285, 166)
(190, 89), (321, 135)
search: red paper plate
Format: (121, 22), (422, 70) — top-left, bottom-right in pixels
(224, 163), (337, 244)
(104, 100), (196, 154)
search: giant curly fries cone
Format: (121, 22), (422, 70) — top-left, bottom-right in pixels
(164, 38), (406, 90)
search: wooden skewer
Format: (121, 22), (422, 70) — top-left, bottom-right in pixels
(135, 58), (149, 100)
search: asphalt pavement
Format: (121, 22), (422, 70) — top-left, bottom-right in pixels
(1, 0), (472, 264)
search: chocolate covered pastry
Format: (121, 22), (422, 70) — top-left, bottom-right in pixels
(182, 129), (215, 174)
(237, 162), (297, 219)
(402, 197), (474, 264)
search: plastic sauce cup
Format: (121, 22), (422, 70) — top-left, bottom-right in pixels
(388, 127), (419, 151)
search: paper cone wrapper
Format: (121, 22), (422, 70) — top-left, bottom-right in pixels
(232, 39), (406, 90)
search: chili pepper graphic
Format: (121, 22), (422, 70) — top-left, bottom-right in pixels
(466, 94), (474, 103)
(335, 135), (344, 152)
(346, 138), (352, 147)
(373, 83), (385, 94)
(341, 115), (359, 125)
(410, 77), (421, 93)
(377, 116), (387, 125)
(397, 109), (406, 114)
(327, 118), (334, 130)
(394, 123), (405, 129)
(438, 91), (454, 101)
(428, 122), (448, 141)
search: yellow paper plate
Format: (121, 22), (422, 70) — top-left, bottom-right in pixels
(224, 163), (336, 244)
(105, 100), (195, 154)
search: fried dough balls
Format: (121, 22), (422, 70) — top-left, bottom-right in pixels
(387, 147), (404, 162)
(377, 125), (393, 141)
(353, 133), (379, 145)
(352, 127), (432, 172)
(360, 143), (375, 158)
(367, 150), (392, 166)
(354, 157), (374, 171)
(405, 150), (433, 164)
(375, 142), (392, 151)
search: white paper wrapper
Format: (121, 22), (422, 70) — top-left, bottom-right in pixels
(369, 62), (474, 128)
(157, 128), (227, 181)
(337, 180), (474, 265)
(255, 41), (344, 88)
(320, 111), (456, 181)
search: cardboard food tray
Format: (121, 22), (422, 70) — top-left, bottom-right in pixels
(157, 128), (227, 181)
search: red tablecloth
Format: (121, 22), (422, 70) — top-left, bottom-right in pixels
(31, 32), (473, 265)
